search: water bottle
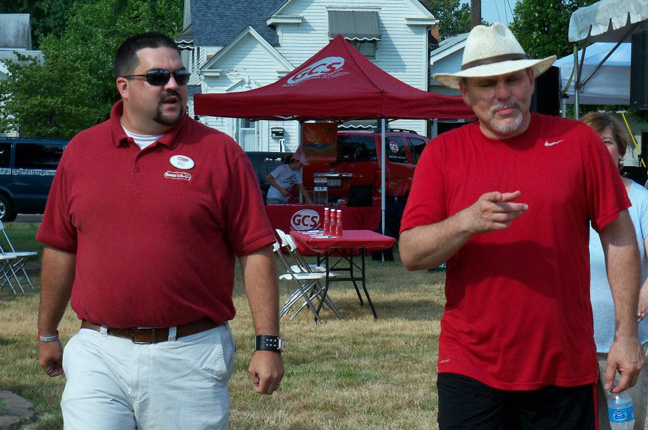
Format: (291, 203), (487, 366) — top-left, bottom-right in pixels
(335, 209), (343, 237)
(608, 390), (634, 430)
(323, 207), (330, 235)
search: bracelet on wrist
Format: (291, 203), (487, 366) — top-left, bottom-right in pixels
(38, 331), (59, 342)
(255, 335), (285, 353)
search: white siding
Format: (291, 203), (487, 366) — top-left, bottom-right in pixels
(273, 0), (431, 136)
(195, 0), (434, 147)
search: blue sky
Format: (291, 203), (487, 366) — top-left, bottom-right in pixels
(461, 0), (519, 25)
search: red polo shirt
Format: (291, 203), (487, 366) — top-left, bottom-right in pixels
(37, 101), (275, 327)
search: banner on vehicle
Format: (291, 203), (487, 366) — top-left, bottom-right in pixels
(302, 122), (337, 162)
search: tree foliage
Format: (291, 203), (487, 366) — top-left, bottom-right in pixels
(509, 0), (598, 59)
(509, 0), (648, 122)
(0, 0), (182, 138)
(421, 0), (472, 40)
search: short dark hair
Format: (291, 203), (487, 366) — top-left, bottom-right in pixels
(115, 32), (180, 77)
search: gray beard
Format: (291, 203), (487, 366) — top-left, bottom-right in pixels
(489, 101), (524, 135)
(490, 111), (523, 134)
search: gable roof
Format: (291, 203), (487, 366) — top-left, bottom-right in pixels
(191, 0), (286, 47)
(0, 14), (32, 49)
(201, 26), (293, 73)
(430, 33), (467, 64)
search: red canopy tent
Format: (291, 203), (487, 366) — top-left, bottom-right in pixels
(194, 35), (473, 120)
(194, 36), (474, 233)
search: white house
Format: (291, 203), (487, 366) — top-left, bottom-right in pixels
(427, 32), (474, 135)
(178, 0), (439, 151)
(0, 14), (44, 138)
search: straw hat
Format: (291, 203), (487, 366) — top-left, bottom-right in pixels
(433, 23), (556, 90)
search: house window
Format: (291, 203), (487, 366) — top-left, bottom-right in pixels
(328, 10), (380, 59)
(349, 40), (377, 58)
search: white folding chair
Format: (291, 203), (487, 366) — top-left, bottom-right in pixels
(273, 235), (343, 321)
(275, 229), (327, 274)
(0, 220), (38, 291)
(0, 254), (21, 294)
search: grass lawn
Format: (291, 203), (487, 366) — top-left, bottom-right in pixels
(0, 223), (447, 430)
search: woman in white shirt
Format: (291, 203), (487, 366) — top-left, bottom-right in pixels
(265, 151), (313, 204)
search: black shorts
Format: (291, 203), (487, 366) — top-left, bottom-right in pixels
(437, 373), (596, 430)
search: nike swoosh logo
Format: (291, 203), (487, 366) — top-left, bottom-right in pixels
(544, 140), (563, 147)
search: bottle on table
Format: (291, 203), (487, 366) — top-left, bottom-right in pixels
(335, 209), (343, 237)
(323, 207), (330, 235)
(608, 390), (634, 430)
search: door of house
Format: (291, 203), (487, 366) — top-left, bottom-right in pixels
(236, 118), (258, 151)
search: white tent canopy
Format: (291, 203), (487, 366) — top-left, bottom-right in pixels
(569, 0), (648, 43)
(555, 42), (630, 105)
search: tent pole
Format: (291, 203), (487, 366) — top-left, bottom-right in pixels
(298, 120), (303, 203)
(575, 44), (587, 119)
(381, 118), (386, 237)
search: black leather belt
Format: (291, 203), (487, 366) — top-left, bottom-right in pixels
(81, 318), (221, 344)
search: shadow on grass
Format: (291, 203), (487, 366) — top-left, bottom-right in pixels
(0, 337), (17, 346)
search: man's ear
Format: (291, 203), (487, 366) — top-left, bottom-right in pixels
(459, 80), (471, 106)
(527, 68), (535, 91)
(116, 77), (129, 99)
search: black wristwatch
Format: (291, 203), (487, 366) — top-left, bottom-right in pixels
(255, 335), (285, 353)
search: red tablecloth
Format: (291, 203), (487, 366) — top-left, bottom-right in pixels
(265, 204), (380, 233)
(290, 230), (395, 254)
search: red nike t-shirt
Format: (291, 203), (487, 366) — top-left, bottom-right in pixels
(401, 113), (629, 390)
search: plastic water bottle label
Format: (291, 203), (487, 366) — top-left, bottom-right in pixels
(609, 406), (634, 422)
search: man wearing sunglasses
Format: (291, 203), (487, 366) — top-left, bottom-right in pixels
(36, 32), (284, 430)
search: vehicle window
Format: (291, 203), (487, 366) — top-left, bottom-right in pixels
(15, 143), (64, 169)
(386, 136), (407, 163)
(0, 143), (11, 168)
(337, 135), (377, 162)
(408, 137), (427, 164)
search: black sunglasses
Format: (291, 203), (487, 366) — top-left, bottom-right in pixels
(121, 68), (191, 86)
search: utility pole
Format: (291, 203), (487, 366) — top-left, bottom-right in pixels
(471, 0), (482, 28)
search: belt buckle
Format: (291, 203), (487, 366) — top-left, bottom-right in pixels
(130, 327), (158, 344)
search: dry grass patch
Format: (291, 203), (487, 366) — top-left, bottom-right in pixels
(1, 240), (447, 430)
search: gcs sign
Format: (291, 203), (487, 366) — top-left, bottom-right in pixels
(291, 209), (320, 231)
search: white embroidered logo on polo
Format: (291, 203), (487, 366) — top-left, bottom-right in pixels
(169, 155), (195, 169)
(164, 171), (191, 181)
(544, 140), (563, 147)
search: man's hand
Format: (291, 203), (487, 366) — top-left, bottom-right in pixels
(38, 339), (64, 377)
(461, 191), (528, 234)
(605, 336), (646, 393)
(249, 350), (284, 395)
(280, 187), (289, 197)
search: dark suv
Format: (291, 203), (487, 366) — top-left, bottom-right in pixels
(0, 138), (68, 221)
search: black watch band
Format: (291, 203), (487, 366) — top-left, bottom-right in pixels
(255, 335), (285, 353)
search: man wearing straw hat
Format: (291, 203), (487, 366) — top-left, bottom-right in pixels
(400, 23), (645, 428)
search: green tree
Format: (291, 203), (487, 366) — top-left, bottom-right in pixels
(509, 0), (599, 59)
(0, 0), (183, 138)
(421, 0), (472, 40)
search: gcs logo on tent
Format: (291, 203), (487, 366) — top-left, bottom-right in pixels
(291, 209), (320, 230)
(285, 57), (345, 86)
